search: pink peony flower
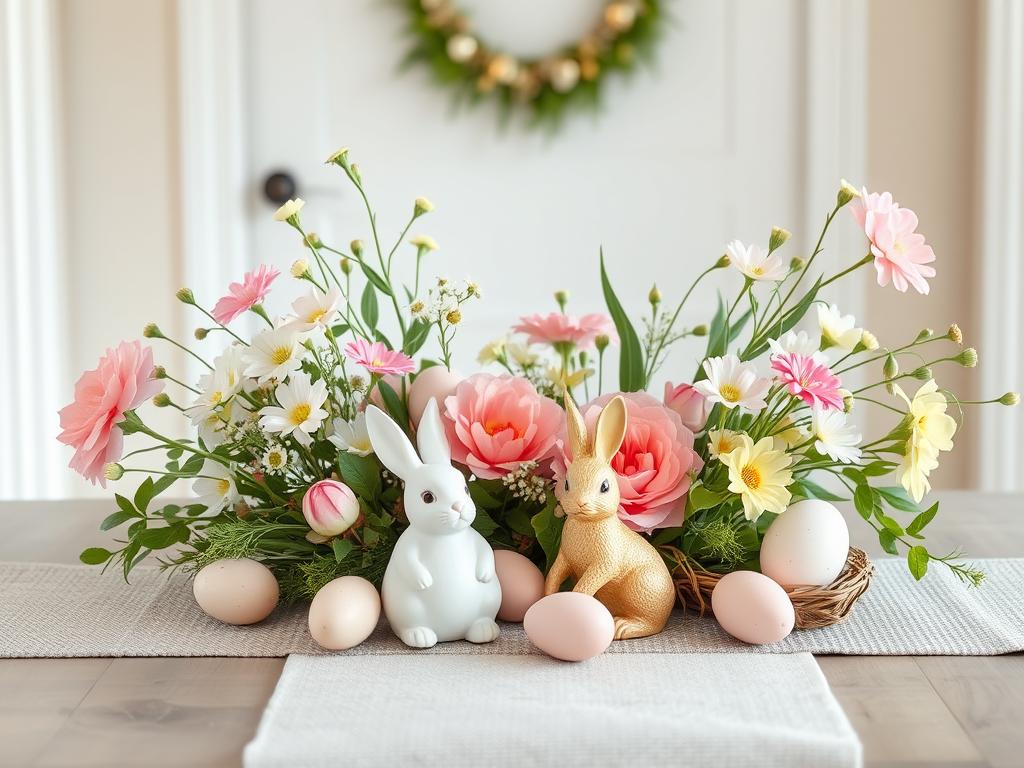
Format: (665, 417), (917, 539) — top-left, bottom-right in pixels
(443, 373), (563, 480)
(211, 264), (280, 324)
(555, 392), (704, 533)
(57, 341), (164, 486)
(513, 312), (617, 350)
(344, 339), (416, 376)
(851, 189), (936, 294)
(302, 479), (360, 537)
(770, 351), (844, 411)
(663, 381), (712, 432)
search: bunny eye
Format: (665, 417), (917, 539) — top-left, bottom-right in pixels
(600, 479), (610, 493)
(421, 491), (436, 504)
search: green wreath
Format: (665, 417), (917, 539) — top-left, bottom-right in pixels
(401, 0), (664, 129)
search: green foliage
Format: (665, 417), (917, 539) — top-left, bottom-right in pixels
(600, 250), (645, 391)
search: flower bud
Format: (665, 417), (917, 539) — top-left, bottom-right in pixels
(715, 254), (731, 269)
(273, 198), (305, 224)
(956, 347), (978, 368)
(153, 365), (167, 379)
(175, 288), (196, 305)
(291, 259), (310, 278)
(915, 328), (933, 342)
(859, 330), (879, 351)
(326, 147), (350, 166)
(837, 179), (860, 207)
(947, 323), (963, 344)
(350, 239), (364, 257)
(911, 366), (933, 380)
(410, 234), (439, 252)
(414, 196), (434, 216)
(142, 323), (163, 339)
(648, 284), (662, 306)
(999, 392), (1020, 406)
(340, 257), (353, 275)
(302, 479), (360, 537)
(842, 390), (855, 413)
(691, 324), (708, 337)
(303, 231), (322, 249)
(769, 226), (791, 252)
(883, 353), (899, 380)
(554, 290), (569, 311)
(595, 334), (611, 352)
(350, 163), (362, 184)
(103, 462), (124, 481)
(153, 393), (172, 407)
(578, 350), (589, 367)
(789, 256), (806, 272)
(194, 327), (208, 340)
(664, 382), (712, 432)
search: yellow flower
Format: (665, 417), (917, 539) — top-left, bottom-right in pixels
(719, 435), (794, 521)
(707, 428), (744, 459)
(899, 440), (939, 503)
(546, 366), (592, 389)
(273, 198), (305, 222)
(410, 234), (439, 251)
(894, 379), (957, 501)
(478, 338), (507, 364)
(772, 416), (805, 448)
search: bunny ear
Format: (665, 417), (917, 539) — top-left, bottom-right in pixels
(563, 387), (591, 458)
(415, 397), (451, 466)
(365, 405), (422, 480)
(593, 395), (627, 464)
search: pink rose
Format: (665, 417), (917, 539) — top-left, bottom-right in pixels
(302, 480), (360, 536)
(663, 382), (711, 432)
(443, 373), (563, 480)
(556, 392), (703, 532)
(57, 341), (164, 486)
(513, 312), (617, 350)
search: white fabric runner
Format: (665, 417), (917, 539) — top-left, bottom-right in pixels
(243, 653), (862, 768)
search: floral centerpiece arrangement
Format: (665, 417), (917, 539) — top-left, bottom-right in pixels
(59, 147), (1016, 609)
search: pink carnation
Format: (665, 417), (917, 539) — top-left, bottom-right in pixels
(770, 351), (844, 411)
(344, 339), (416, 376)
(443, 373), (563, 480)
(57, 341), (164, 486)
(663, 381), (711, 432)
(556, 392), (704, 533)
(851, 189), (936, 294)
(211, 264), (280, 324)
(513, 312), (617, 350)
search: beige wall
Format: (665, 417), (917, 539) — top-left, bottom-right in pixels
(58, 0), (184, 496)
(863, 0), (979, 488)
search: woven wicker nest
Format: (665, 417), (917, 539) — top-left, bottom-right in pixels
(666, 546), (874, 630)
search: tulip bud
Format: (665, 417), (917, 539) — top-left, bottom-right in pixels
(414, 196), (434, 216)
(291, 259), (310, 278)
(836, 179), (860, 207)
(999, 392), (1020, 406)
(768, 226), (791, 252)
(715, 254), (731, 269)
(103, 462), (124, 481)
(648, 284), (662, 306)
(350, 239), (364, 257)
(175, 288), (196, 305)
(947, 324), (963, 344)
(595, 334), (611, 352)
(663, 382), (712, 432)
(302, 479), (360, 537)
(956, 347), (978, 368)
(691, 324), (708, 337)
(194, 327), (208, 340)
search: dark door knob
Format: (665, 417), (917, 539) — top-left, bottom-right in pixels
(263, 171), (298, 204)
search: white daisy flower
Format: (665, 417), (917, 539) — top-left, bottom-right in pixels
(817, 303), (864, 351)
(262, 445), (290, 475)
(811, 408), (862, 464)
(328, 412), (373, 456)
(726, 240), (788, 282)
(694, 355), (771, 412)
(285, 286), (342, 332)
(768, 330), (827, 363)
(258, 372), (328, 447)
(186, 346), (247, 423)
(192, 460), (239, 515)
(244, 327), (306, 383)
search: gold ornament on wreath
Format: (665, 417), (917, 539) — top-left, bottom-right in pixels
(401, 0), (663, 128)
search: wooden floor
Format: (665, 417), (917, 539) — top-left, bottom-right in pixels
(1, 493), (1022, 767)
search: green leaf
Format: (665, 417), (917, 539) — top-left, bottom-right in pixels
(876, 512), (905, 536)
(331, 538), (354, 563)
(686, 484), (731, 513)
(99, 510), (135, 531)
(151, 472), (177, 497)
(876, 486), (919, 513)
(841, 467), (867, 486)
(337, 452), (382, 500)
(402, 319), (432, 356)
(180, 453), (205, 475)
(471, 508), (499, 537)
(136, 523), (190, 550)
(704, 293), (729, 361)
(167, 446), (184, 460)
(861, 460), (897, 477)
(79, 547), (114, 565)
(359, 261), (392, 296)
(360, 281), (379, 328)
(115, 493), (136, 516)
(793, 478), (847, 502)
(134, 477), (156, 513)
(878, 529), (899, 555)
(907, 502), (939, 537)
(531, 497), (565, 572)
(506, 507), (535, 537)
(907, 545), (930, 580)
(377, 379), (409, 429)
(468, 481), (502, 511)
(747, 277), (823, 358)
(853, 484), (878, 520)
(599, 249), (645, 392)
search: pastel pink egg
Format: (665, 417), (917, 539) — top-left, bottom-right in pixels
(193, 558), (279, 625)
(493, 550), (544, 622)
(711, 570), (795, 645)
(408, 366), (462, 426)
(308, 576), (381, 651)
(524, 592), (614, 661)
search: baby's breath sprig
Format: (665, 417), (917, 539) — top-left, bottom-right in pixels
(500, 461), (549, 505)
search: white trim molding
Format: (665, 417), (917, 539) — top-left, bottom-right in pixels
(979, 0), (1024, 490)
(0, 0), (67, 499)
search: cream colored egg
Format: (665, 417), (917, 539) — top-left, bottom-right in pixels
(711, 570), (795, 645)
(524, 592), (614, 661)
(760, 499), (850, 587)
(493, 550), (544, 622)
(408, 366), (463, 426)
(193, 558), (279, 625)
(308, 576), (381, 651)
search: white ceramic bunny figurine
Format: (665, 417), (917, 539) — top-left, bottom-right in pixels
(365, 398), (501, 648)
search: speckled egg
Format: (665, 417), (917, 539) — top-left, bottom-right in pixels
(493, 550), (544, 622)
(193, 558), (279, 625)
(308, 576), (381, 651)
(524, 592), (614, 661)
(711, 570), (795, 645)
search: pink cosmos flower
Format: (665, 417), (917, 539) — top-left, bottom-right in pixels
(851, 189), (936, 294)
(513, 312), (617, 350)
(555, 392), (704, 533)
(344, 339), (416, 376)
(57, 341), (164, 486)
(663, 382), (712, 433)
(211, 264), (280, 324)
(771, 351), (844, 411)
(443, 373), (563, 480)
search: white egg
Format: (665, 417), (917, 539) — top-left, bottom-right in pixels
(308, 576), (381, 651)
(193, 558), (280, 625)
(760, 499), (850, 587)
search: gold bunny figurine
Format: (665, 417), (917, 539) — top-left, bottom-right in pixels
(544, 392), (675, 639)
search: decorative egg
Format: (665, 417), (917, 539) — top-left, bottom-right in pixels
(711, 571), (795, 645)
(493, 550), (544, 622)
(760, 499), (850, 587)
(308, 576), (381, 651)
(524, 592), (614, 661)
(193, 558), (279, 625)
(408, 366), (462, 426)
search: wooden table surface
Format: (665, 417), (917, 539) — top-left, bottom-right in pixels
(1, 493), (1021, 768)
